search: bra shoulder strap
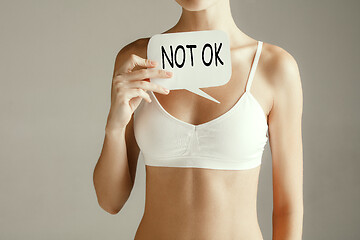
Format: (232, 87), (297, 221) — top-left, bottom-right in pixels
(245, 41), (263, 92)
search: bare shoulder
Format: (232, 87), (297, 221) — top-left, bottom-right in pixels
(261, 42), (302, 93)
(261, 43), (302, 111)
(112, 37), (151, 77)
(261, 43), (300, 85)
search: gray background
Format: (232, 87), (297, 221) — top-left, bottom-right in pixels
(0, 0), (359, 239)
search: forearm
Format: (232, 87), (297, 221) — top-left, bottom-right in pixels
(93, 128), (133, 214)
(272, 208), (304, 240)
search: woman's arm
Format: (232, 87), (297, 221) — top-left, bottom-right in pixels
(93, 43), (141, 214)
(267, 47), (304, 239)
(93, 39), (171, 214)
(93, 118), (139, 215)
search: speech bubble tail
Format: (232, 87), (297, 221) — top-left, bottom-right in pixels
(186, 88), (221, 104)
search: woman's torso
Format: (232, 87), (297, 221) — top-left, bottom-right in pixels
(132, 33), (272, 240)
(134, 165), (263, 240)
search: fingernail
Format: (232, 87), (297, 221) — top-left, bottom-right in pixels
(163, 88), (170, 94)
(166, 71), (173, 77)
(150, 60), (157, 66)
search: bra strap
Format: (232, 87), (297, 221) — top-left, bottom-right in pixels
(245, 41), (263, 92)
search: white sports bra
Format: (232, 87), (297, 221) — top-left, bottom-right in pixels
(134, 41), (268, 170)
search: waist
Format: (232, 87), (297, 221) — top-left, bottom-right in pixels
(135, 165), (263, 239)
(137, 207), (262, 240)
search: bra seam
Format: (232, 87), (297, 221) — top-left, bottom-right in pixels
(144, 154), (263, 163)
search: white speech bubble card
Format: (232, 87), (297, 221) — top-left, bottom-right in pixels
(147, 30), (232, 104)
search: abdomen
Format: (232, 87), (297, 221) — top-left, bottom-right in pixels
(134, 165), (264, 240)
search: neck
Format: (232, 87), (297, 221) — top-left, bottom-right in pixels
(167, 0), (252, 47)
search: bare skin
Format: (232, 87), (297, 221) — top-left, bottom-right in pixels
(93, 0), (303, 239)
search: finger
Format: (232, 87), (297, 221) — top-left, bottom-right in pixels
(125, 80), (170, 95)
(125, 88), (152, 103)
(122, 68), (173, 81)
(126, 54), (157, 73)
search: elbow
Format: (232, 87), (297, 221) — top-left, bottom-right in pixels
(97, 198), (124, 215)
(272, 205), (304, 239)
(94, 189), (131, 215)
(100, 203), (121, 215)
(94, 188), (129, 215)
(273, 198), (304, 217)
(273, 204), (304, 218)
(93, 178), (129, 215)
